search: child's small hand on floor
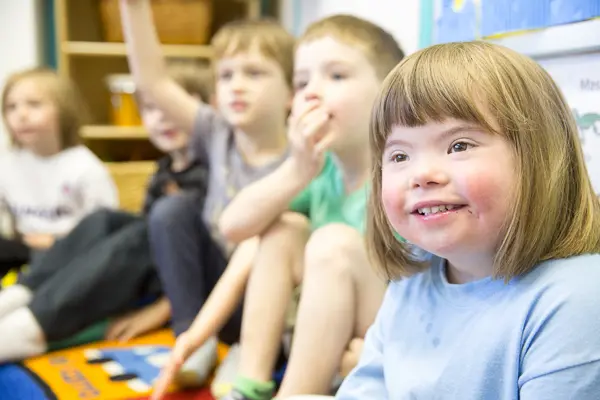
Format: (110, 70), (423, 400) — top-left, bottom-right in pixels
(106, 298), (170, 342)
(339, 338), (365, 378)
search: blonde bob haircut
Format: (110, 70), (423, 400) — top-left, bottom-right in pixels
(1, 67), (86, 149)
(368, 41), (600, 281)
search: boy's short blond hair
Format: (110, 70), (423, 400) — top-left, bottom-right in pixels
(1, 67), (85, 150)
(368, 41), (600, 281)
(298, 15), (405, 81)
(211, 18), (295, 87)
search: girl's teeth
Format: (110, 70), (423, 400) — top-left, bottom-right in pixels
(418, 205), (458, 215)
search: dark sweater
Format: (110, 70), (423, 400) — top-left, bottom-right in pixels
(142, 156), (208, 216)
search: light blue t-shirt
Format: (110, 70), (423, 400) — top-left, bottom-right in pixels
(337, 253), (600, 399)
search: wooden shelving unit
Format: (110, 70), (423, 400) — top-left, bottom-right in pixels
(81, 125), (149, 140)
(53, 0), (273, 161)
(64, 41), (215, 58)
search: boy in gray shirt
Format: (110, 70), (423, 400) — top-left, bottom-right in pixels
(120, 0), (295, 386)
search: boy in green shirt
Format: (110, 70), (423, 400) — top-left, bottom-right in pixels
(216, 15), (405, 400)
(288, 153), (369, 233)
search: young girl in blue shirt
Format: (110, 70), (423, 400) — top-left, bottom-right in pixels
(337, 41), (600, 399)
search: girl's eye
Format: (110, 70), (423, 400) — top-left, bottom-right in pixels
(331, 72), (346, 80)
(449, 141), (473, 153)
(391, 153), (408, 163)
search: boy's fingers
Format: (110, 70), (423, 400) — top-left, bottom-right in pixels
(314, 131), (335, 155)
(152, 363), (177, 400)
(106, 321), (125, 341)
(301, 111), (330, 145)
(290, 103), (324, 137)
(291, 98), (320, 122)
(120, 328), (136, 342)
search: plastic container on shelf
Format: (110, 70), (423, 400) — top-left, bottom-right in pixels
(99, 0), (213, 45)
(106, 74), (142, 127)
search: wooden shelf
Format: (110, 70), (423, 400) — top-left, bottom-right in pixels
(63, 41), (214, 59)
(81, 125), (148, 140)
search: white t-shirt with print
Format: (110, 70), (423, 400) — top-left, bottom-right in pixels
(0, 146), (119, 236)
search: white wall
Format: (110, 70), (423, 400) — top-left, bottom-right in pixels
(280, 0), (421, 55)
(0, 0), (43, 152)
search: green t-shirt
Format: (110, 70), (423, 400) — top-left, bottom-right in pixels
(289, 153), (368, 233)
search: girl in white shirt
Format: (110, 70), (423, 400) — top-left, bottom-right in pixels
(0, 67), (118, 276)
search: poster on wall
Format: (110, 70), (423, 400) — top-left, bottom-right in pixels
(539, 53), (600, 196)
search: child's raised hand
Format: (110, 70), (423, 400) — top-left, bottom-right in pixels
(287, 99), (333, 182)
(151, 332), (196, 400)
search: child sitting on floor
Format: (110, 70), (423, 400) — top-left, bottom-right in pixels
(121, 0), (296, 388)
(338, 41), (600, 399)
(0, 62), (210, 362)
(0, 67), (117, 278)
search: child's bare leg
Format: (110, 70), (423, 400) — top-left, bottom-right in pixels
(238, 213), (310, 384)
(277, 224), (386, 397)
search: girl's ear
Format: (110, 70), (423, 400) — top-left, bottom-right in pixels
(209, 94), (217, 108)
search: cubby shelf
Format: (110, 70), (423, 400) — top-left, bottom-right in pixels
(81, 125), (148, 140)
(63, 41), (214, 59)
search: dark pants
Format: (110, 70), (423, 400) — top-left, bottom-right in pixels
(148, 193), (242, 345)
(0, 236), (30, 279)
(18, 209), (161, 341)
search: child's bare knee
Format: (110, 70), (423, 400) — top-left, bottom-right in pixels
(262, 212), (310, 241)
(304, 224), (363, 275)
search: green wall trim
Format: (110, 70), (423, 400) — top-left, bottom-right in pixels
(419, 0), (434, 49)
(44, 0), (57, 69)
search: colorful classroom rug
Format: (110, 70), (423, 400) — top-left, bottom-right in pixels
(0, 329), (216, 400)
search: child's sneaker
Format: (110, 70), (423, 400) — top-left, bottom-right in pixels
(175, 336), (218, 387)
(220, 389), (257, 400)
(219, 375), (275, 400)
(211, 343), (240, 398)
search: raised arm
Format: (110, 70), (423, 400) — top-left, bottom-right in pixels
(119, 0), (200, 134)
